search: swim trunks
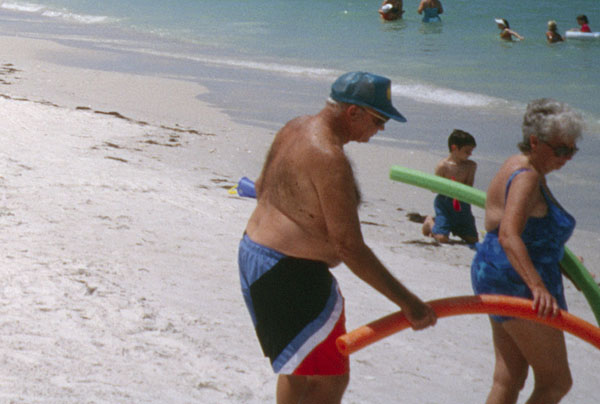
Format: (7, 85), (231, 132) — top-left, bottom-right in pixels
(432, 194), (478, 240)
(471, 169), (576, 322)
(238, 234), (349, 375)
(422, 7), (441, 22)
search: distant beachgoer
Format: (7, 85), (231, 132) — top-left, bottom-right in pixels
(238, 71), (437, 404)
(417, 0), (443, 23)
(495, 18), (524, 41)
(379, 0), (404, 21)
(471, 98), (583, 403)
(574, 14), (592, 32)
(546, 20), (564, 43)
(422, 129), (478, 244)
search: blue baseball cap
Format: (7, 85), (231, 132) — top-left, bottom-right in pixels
(330, 71), (406, 122)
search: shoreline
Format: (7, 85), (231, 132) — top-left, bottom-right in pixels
(1, 33), (599, 403)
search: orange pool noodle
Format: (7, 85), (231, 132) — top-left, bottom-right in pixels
(336, 295), (600, 356)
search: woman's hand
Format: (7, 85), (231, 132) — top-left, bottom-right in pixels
(531, 285), (560, 318)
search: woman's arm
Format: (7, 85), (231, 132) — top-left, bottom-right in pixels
(498, 171), (560, 318)
(508, 29), (524, 40)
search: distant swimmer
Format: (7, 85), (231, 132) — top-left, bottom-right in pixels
(546, 20), (564, 43)
(418, 0), (443, 23)
(379, 0), (404, 21)
(570, 14), (592, 32)
(495, 18), (524, 41)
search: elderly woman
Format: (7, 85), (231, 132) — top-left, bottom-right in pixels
(471, 99), (583, 403)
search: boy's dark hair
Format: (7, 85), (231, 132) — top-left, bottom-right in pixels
(448, 129), (476, 151)
(577, 15), (589, 24)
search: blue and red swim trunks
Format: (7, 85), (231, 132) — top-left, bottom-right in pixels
(238, 234), (349, 375)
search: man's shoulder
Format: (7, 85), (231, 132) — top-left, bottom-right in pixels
(276, 118), (348, 166)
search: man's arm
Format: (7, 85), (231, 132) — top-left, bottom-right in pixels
(312, 149), (436, 329)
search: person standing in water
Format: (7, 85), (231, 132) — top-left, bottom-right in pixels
(418, 0), (443, 23)
(546, 20), (564, 43)
(379, 0), (404, 21)
(495, 18), (524, 41)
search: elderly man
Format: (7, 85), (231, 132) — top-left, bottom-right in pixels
(238, 72), (437, 403)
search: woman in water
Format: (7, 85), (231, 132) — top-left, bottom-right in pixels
(417, 0), (443, 23)
(495, 18), (524, 41)
(546, 20), (564, 43)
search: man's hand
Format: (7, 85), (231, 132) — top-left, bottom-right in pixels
(403, 297), (437, 330)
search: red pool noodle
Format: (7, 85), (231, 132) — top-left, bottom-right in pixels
(336, 295), (600, 356)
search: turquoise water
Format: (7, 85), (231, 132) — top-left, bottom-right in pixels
(1, 0), (599, 122)
(1, 0), (599, 231)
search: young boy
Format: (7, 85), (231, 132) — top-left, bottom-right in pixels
(422, 129), (478, 244)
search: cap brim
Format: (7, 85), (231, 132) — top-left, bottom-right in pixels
(494, 18), (504, 25)
(330, 94), (407, 123)
(374, 106), (407, 123)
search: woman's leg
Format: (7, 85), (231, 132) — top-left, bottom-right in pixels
(503, 320), (571, 404)
(485, 319), (529, 404)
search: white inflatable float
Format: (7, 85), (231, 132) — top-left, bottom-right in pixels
(566, 31), (600, 40)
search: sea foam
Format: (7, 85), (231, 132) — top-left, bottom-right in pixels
(1, 1), (112, 24)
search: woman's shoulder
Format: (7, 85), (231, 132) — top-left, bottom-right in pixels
(499, 155), (540, 180)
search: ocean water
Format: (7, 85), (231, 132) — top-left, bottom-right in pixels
(1, 0), (598, 119)
(0, 0), (599, 232)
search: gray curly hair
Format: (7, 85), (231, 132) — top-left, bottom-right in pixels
(518, 98), (584, 152)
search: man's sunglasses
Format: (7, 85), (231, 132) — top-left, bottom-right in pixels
(363, 108), (389, 127)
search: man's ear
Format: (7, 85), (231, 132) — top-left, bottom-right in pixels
(347, 104), (362, 121)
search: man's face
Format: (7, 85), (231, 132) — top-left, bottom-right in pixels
(356, 107), (388, 142)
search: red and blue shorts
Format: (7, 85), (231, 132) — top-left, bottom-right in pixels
(238, 234), (349, 375)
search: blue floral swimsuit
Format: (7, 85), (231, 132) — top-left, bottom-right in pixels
(471, 169), (576, 322)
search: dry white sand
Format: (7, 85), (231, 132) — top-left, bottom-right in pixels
(0, 36), (598, 403)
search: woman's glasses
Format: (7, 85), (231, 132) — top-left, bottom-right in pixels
(540, 139), (578, 157)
